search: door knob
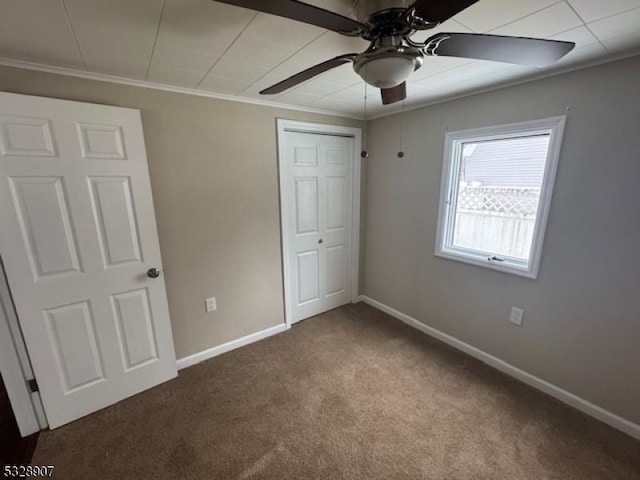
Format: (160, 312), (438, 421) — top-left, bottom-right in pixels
(147, 268), (161, 278)
(318, 239), (323, 244)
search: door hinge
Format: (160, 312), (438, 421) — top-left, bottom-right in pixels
(27, 378), (39, 393)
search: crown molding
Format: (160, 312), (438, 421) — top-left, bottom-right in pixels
(2, 50), (638, 124)
(368, 49), (640, 120)
(0, 57), (363, 120)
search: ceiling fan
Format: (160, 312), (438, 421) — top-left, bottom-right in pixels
(213, 0), (576, 105)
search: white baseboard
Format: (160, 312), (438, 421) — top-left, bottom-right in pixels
(176, 323), (289, 371)
(358, 295), (640, 441)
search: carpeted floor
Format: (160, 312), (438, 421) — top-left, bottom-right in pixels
(33, 303), (640, 479)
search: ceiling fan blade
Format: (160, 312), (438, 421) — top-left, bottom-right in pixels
(380, 82), (406, 105)
(260, 54), (358, 95)
(213, 0), (365, 36)
(411, 0), (478, 23)
(424, 33), (575, 67)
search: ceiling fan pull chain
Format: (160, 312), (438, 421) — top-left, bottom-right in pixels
(361, 72), (369, 159)
(398, 99), (406, 159)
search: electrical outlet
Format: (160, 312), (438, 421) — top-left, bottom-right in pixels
(205, 297), (217, 313)
(509, 307), (524, 326)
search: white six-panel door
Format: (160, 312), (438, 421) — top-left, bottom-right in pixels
(0, 92), (177, 428)
(280, 126), (357, 324)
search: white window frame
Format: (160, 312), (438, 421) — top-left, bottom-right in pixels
(435, 116), (566, 279)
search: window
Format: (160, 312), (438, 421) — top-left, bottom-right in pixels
(435, 117), (566, 278)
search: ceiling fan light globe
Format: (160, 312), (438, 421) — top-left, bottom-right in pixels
(353, 49), (423, 89)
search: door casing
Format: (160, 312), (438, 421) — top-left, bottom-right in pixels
(277, 119), (362, 327)
(0, 258), (45, 436)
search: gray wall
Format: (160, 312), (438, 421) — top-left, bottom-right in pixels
(0, 65), (362, 359)
(362, 55), (640, 424)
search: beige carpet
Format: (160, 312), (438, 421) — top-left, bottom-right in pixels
(33, 303), (640, 479)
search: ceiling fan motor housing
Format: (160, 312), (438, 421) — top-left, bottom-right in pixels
(355, 0), (414, 23)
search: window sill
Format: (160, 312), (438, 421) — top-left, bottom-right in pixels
(434, 249), (538, 279)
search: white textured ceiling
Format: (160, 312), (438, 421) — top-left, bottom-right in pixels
(0, 0), (639, 118)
